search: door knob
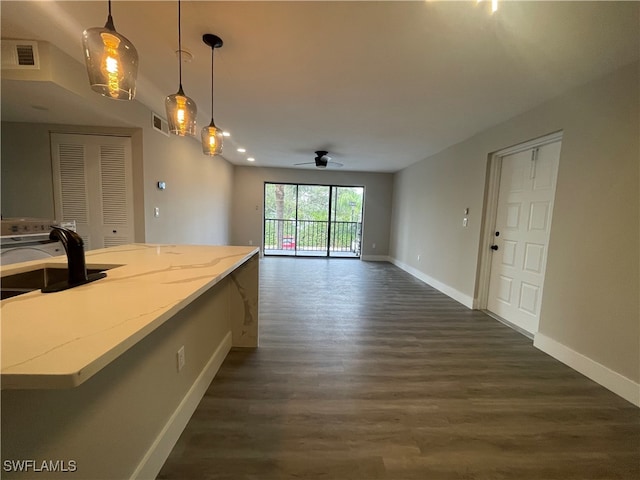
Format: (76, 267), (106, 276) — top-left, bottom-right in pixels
(490, 245), (499, 251)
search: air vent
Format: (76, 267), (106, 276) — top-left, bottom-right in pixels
(152, 112), (169, 137)
(1, 40), (40, 69)
(17, 45), (35, 65)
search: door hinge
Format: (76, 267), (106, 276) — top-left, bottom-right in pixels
(530, 147), (539, 179)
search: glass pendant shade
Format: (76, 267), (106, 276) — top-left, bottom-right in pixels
(166, 87), (197, 137)
(201, 120), (224, 156)
(166, 0), (197, 137)
(82, 16), (138, 100)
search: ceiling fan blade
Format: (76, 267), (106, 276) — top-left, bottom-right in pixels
(329, 162), (344, 167)
(294, 161), (316, 166)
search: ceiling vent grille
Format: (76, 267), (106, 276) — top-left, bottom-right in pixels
(152, 113), (169, 137)
(1, 40), (40, 69)
(17, 45), (36, 66)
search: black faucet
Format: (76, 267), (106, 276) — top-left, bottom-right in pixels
(49, 226), (88, 285)
(41, 227), (106, 293)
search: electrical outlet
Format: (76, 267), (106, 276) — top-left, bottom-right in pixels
(177, 346), (185, 372)
(248, 240), (253, 245)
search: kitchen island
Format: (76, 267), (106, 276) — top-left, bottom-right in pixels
(1, 244), (259, 479)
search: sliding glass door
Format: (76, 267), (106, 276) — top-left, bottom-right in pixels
(264, 183), (364, 257)
(296, 185), (330, 255)
(329, 186), (364, 256)
(264, 183), (297, 253)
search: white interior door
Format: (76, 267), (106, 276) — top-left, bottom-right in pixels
(487, 140), (561, 334)
(51, 133), (134, 250)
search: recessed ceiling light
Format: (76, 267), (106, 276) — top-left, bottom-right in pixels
(222, 131), (230, 137)
(247, 157), (255, 162)
(237, 148), (246, 153)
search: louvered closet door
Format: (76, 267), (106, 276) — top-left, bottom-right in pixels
(98, 142), (134, 247)
(51, 133), (134, 250)
(51, 142), (92, 247)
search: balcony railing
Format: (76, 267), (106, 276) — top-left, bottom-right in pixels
(264, 219), (361, 256)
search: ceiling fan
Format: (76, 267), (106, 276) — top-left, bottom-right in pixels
(294, 151), (343, 169)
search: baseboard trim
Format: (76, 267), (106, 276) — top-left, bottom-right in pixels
(389, 258), (473, 309)
(534, 333), (639, 407)
(361, 255), (390, 262)
(131, 331), (233, 480)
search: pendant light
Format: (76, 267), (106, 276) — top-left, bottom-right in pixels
(201, 34), (224, 156)
(82, 0), (138, 100)
(165, 0), (197, 136)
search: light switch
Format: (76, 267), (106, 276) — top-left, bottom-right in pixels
(463, 217), (468, 227)
(154, 207), (160, 218)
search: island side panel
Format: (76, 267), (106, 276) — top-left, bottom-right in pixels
(1, 280), (232, 480)
(229, 253), (259, 347)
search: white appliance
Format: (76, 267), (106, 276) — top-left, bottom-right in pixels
(0, 218), (63, 265)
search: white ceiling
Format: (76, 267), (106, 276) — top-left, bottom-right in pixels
(1, 1), (638, 172)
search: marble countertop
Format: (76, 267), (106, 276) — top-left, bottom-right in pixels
(0, 244), (259, 389)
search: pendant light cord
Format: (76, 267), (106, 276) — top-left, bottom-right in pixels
(105, 0), (115, 30)
(210, 45), (215, 122)
(178, 0), (183, 91)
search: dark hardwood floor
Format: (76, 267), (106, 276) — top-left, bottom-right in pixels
(158, 258), (639, 479)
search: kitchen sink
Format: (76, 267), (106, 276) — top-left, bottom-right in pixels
(1, 266), (115, 300)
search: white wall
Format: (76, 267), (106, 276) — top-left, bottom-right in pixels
(230, 166), (394, 258)
(1, 122), (57, 220)
(390, 62), (639, 400)
(142, 131), (233, 246)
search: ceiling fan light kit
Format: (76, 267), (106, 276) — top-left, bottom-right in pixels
(201, 33), (224, 156)
(82, 0), (138, 100)
(165, 0), (197, 137)
(294, 151), (344, 169)
(316, 150), (329, 168)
